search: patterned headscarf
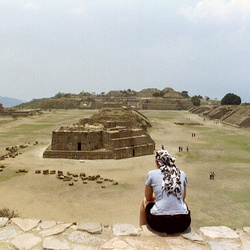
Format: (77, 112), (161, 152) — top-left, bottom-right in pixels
(155, 145), (182, 199)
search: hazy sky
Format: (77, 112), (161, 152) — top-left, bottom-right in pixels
(1, 0), (250, 102)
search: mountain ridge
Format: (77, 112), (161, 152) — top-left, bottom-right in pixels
(0, 96), (26, 108)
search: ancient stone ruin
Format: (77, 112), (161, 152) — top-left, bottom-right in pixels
(16, 87), (193, 110)
(43, 108), (155, 160)
(190, 105), (250, 128)
(0, 103), (42, 117)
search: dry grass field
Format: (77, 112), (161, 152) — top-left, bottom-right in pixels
(0, 109), (250, 229)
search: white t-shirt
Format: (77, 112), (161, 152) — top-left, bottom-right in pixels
(146, 168), (188, 215)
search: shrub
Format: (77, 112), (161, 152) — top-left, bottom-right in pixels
(0, 208), (20, 218)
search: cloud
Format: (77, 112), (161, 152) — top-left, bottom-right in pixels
(70, 6), (87, 16)
(22, 2), (40, 10)
(180, 0), (250, 28)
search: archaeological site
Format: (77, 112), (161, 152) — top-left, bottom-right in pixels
(43, 107), (155, 160)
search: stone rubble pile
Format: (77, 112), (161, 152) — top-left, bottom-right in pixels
(0, 142), (38, 160)
(1, 217), (250, 249)
(34, 169), (119, 188)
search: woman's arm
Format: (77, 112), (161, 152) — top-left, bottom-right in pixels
(145, 185), (155, 202)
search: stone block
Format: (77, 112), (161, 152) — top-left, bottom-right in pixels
(0, 225), (17, 240)
(100, 237), (136, 250)
(40, 223), (72, 237)
(0, 217), (8, 228)
(10, 233), (41, 250)
(68, 230), (106, 245)
(77, 222), (102, 234)
(40, 220), (57, 229)
(182, 227), (204, 242)
(42, 236), (70, 250)
(112, 223), (141, 236)
(11, 218), (41, 232)
(199, 226), (239, 239)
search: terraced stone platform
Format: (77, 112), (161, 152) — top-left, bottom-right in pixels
(1, 218), (250, 249)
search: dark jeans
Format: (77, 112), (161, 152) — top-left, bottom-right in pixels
(145, 202), (191, 234)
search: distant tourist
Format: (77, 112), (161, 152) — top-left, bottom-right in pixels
(140, 146), (191, 233)
(210, 172), (215, 180)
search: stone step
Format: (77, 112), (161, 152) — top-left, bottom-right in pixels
(1, 217), (250, 249)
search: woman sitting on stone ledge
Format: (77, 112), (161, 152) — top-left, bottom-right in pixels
(140, 146), (191, 234)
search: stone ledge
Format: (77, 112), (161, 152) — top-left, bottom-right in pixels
(0, 218), (250, 249)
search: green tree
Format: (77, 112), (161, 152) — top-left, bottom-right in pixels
(191, 96), (201, 106)
(54, 92), (63, 98)
(64, 93), (71, 98)
(181, 91), (190, 98)
(153, 92), (160, 97)
(221, 93), (241, 105)
(153, 91), (164, 97)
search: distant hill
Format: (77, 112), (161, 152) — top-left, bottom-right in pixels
(14, 87), (193, 110)
(0, 96), (26, 108)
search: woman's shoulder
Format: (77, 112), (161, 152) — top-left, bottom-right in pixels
(147, 168), (161, 176)
(180, 169), (188, 181)
(180, 169), (187, 175)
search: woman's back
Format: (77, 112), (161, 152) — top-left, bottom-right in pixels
(146, 169), (188, 215)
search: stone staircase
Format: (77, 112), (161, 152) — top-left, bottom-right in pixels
(1, 217), (250, 249)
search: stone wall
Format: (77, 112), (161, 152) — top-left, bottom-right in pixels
(51, 131), (103, 151)
(191, 105), (250, 128)
(110, 136), (149, 149)
(43, 143), (155, 160)
(113, 143), (155, 159)
(141, 99), (192, 110)
(43, 147), (113, 160)
(1, 218), (250, 249)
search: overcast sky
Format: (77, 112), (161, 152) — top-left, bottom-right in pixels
(1, 0), (250, 102)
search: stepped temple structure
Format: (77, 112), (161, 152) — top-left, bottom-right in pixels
(190, 105), (250, 128)
(0, 104), (42, 117)
(43, 108), (155, 160)
(19, 87), (193, 110)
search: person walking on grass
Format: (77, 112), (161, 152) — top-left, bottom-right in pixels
(140, 146), (191, 233)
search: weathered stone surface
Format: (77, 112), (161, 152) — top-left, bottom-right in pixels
(237, 230), (250, 250)
(243, 227), (250, 236)
(166, 236), (210, 250)
(206, 239), (242, 250)
(100, 237), (136, 250)
(11, 218), (41, 232)
(71, 244), (93, 250)
(112, 223), (141, 236)
(140, 225), (158, 237)
(182, 227), (204, 242)
(77, 222), (102, 234)
(200, 226), (239, 239)
(40, 223), (72, 237)
(68, 231), (106, 245)
(0, 225), (17, 240)
(126, 236), (170, 250)
(10, 233), (41, 250)
(1, 218), (250, 250)
(42, 236), (70, 250)
(40, 220), (57, 229)
(0, 218), (8, 228)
